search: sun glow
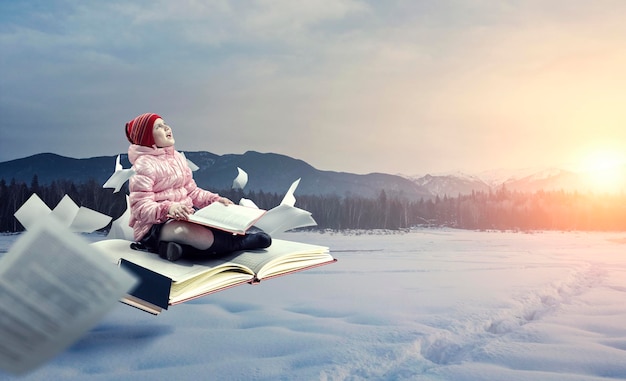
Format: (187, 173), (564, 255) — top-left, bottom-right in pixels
(579, 150), (626, 193)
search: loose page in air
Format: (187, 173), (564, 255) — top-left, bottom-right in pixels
(254, 203), (317, 236)
(106, 195), (134, 241)
(13, 193), (52, 231)
(51, 195), (112, 233)
(232, 167), (248, 189)
(180, 152), (199, 172)
(15, 194), (112, 234)
(102, 154), (136, 193)
(253, 178), (317, 235)
(280, 178), (301, 207)
(0, 218), (137, 375)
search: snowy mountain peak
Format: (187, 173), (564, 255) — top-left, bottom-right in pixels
(408, 166), (625, 196)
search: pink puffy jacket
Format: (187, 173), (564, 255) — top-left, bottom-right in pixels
(127, 144), (221, 241)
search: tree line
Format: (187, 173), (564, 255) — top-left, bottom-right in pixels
(1, 176), (626, 233)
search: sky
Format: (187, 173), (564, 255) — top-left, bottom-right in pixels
(1, 0), (626, 176)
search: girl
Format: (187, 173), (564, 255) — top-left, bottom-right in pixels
(125, 112), (271, 261)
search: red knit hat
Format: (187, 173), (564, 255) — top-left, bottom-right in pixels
(125, 113), (161, 147)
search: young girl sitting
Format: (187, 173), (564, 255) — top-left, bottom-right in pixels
(125, 112), (271, 261)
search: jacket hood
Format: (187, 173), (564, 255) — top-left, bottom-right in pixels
(128, 144), (176, 164)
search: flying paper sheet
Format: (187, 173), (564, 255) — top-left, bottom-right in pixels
(14, 194), (112, 233)
(102, 155), (136, 193)
(180, 152), (199, 172)
(70, 207), (113, 234)
(280, 178), (301, 207)
(253, 204), (317, 236)
(106, 196), (134, 241)
(239, 198), (259, 209)
(252, 178), (317, 235)
(232, 167), (248, 189)
(13, 194), (52, 230)
(50, 195), (80, 227)
(50, 195), (112, 233)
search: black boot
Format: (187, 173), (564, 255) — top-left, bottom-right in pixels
(238, 232), (272, 251)
(158, 241), (184, 262)
(207, 230), (272, 255)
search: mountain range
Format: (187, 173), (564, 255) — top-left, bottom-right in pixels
(0, 152), (431, 200)
(411, 166), (626, 196)
(1, 152), (623, 200)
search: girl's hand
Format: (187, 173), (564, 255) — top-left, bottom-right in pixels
(168, 203), (192, 220)
(218, 197), (234, 206)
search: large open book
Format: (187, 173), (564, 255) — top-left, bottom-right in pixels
(91, 238), (335, 315)
(187, 202), (266, 234)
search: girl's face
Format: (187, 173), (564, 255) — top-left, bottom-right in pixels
(153, 118), (175, 147)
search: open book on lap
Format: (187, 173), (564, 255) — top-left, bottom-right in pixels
(91, 238), (335, 315)
(187, 202), (266, 234)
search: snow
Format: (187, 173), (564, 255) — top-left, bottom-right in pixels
(1, 229), (626, 380)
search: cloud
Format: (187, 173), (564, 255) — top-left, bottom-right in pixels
(2, 1), (626, 174)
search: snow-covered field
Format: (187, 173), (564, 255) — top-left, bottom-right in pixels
(2, 229), (626, 381)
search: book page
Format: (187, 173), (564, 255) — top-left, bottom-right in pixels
(50, 194), (80, 227)
(91, 239), (255, 283)
(102, 155), (136, 193)
(51, 195), (112, 233)
(232, 167), (248, 189)
(229, 239), (331, 278)
(13, 193), (52, 231)
(106, 196), (134, 241)
(180, 151), (199, 171)
(70, 206), (113, 233)
(102, 168), (136, 193)
(15, 193), (112, 234)
(280, 178), (301, 207)
(169, 264), (254, 303)
(254, 204), (317, 235)
(0, 219), (137, 375)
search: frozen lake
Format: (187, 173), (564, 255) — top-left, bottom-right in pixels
(1, 229), (626, 380)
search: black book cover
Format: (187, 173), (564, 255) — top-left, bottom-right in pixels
(120, 259), (171, 310)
